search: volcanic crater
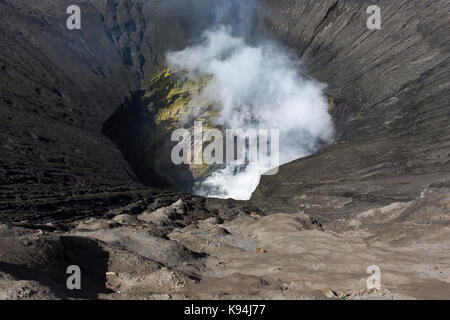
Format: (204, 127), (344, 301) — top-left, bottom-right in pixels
(0, 0), (449, 300)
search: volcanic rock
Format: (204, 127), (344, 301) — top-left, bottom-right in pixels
(0, 0), (448, 300)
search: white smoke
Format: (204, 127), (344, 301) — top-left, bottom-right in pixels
(167, 26), (334, 200)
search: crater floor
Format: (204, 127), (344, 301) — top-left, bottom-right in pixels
(1, 191), (448, 299)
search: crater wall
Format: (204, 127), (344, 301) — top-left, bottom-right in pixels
(0, 0), (216, 221)
(0, 0), (448, 222)
(252, 0), (450, 216)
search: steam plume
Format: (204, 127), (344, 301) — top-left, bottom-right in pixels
(167, 26), (334, 200)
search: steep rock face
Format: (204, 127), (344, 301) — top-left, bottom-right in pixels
(103, 69), (217, 191)
(0, 0), (218, 222)
(1, 0), (449, 221)
(252, 0), (450, 216)
(0, 0), (141, 222)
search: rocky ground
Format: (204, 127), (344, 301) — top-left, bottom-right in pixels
(1, 189), (448, 299)
(0, 0), (449, 300)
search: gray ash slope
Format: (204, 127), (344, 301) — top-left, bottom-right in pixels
(0, 0), (449, 299)
(252, 0), (450, 217)
(0, 0), (230, 223)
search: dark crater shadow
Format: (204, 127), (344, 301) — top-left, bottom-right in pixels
(102, 91), (195, 192)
